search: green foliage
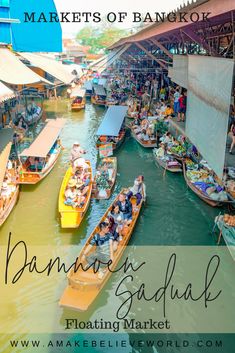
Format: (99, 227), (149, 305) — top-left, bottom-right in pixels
(76, 26), (129, 54)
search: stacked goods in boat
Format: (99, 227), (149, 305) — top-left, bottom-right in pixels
(183, 158), (229, 207)
(92, 157), (117, 199)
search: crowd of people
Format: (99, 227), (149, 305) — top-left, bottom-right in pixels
(81, 175), (146, 278)
(64, 142), (90, 208)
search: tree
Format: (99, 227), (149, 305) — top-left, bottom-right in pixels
(76, 26), (129, 54)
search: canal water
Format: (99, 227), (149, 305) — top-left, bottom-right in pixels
(0, 99), (230, 352)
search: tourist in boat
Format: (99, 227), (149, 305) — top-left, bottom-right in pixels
(140, 129), (150, 142)
(160, 132), (172, 144)
(229, 123), (235, 154)
(82, 221), (114, 277)
(155, 143), (166, 158)
(69, 142), (86, 165)
(108, 203), (124, 242)
(64, 180), (79, 207)
(127, 175), (146, 205)
(117, 193), (133, 223)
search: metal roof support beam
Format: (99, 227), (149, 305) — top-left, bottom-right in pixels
(149, 38), (173, 59)
(134, 42), (167, 69)
(181, 29), (217, 56)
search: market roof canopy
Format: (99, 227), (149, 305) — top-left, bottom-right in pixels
(19, 118), (65, 158)
(96, 106), (128, 136)
(70, 88), (85, 98)
(19, 52), (74, 85)
(93, 45), (131, 73)
(168, 55), (188, 89)
(186, 56), (234, 179)
(0, 128), (13, 190)
(0, 82), (16, 103)
(0, 48), (51, 86)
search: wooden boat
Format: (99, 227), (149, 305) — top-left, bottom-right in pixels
(18, 118), (65, 185)
(131, 126), (157, 148)
(58, 161), (92, 228)
(92, 157), (117, 199)
(91, 84), (107, 106)
(59, 189), (143, 311)
(96, 105), (128, 151)
(70, 88), (86, 111)
(96, 129), (126, 151)
(215, 215), (235, 261)
(153, 150), (182, 173)
(182, 162), (223, 207)
(0, 128), (19, 227)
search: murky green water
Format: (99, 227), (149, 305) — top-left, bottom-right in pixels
(0, 99), (231, 353)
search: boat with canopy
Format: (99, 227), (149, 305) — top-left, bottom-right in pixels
(18, 118), (65, 184)
(91, 85), (107, 106)
(0, 129), (19, 226)
(96, 106), (128, 151)
(70, 88), (86, 111)
(59, 188), (143, 311)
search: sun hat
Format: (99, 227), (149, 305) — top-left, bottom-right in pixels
(68, 179), (77, 188)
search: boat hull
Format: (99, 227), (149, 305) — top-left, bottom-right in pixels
(183, 163), (222, 207)
(0, 186), (19, 227)
(59, 190), (143, 310)
(131, 127), (157, 148)
(19, 146), (61, 185)
(153, 152), (182, 173)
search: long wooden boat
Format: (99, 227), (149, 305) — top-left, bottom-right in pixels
(58, 161), (92, 228)
(91, 84), (107, 106)
(0, 183), (19, 227)
(70, 88), (86, 111)
(0, 128), (19, 226)
(131, 126), (157, 148)
(153, 150), (182, 173)
(59, 189), (143, 311)
(96, 105), (128, 151)
(182, 162), (223, 207)
(18, 118), (65, 185)
(92, 157), (117, 199)
(96, 129), (126, 151)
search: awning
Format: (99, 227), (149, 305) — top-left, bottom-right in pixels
(19, 118), (65, 158)
(93, 85), (106, 97)
(0, 82), (16, 103)
(70, 88), (85, 99)
(0, 128), (13, 190)
(19, 52), (74, 85)
(0, 48), (51, 86)
(168, 55), (188, 89)
(83, 80), (93, 91)
(96, 106), (128, 136)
